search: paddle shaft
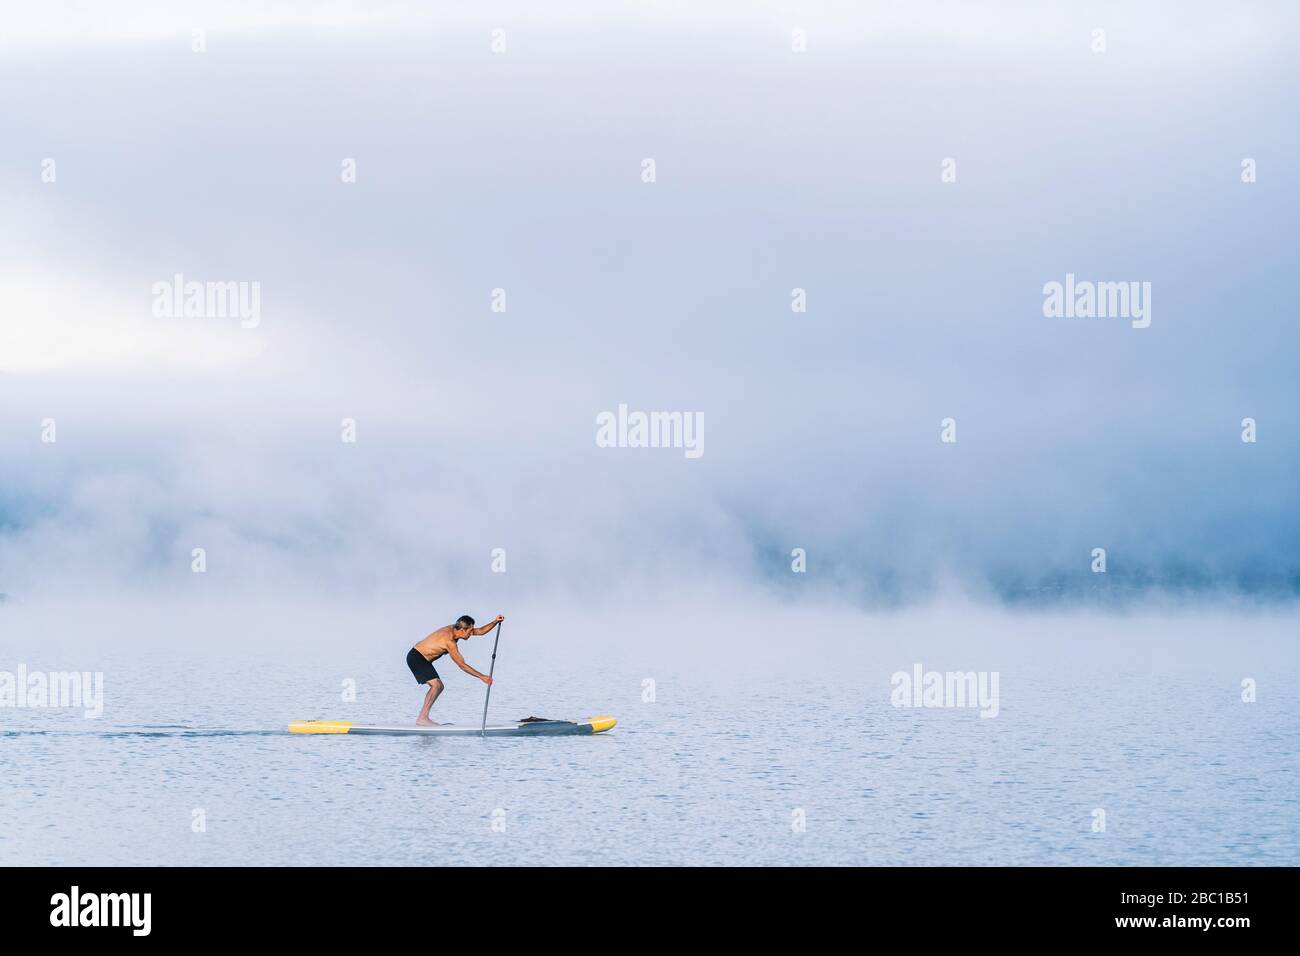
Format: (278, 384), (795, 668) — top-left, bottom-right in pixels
(480, 621), (502, 736)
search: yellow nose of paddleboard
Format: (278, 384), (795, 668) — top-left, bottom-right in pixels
(288, 720), (353, 734)
(586, 716), (617, 734)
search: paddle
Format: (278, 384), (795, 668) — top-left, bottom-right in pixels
(479, 620), (502, 736)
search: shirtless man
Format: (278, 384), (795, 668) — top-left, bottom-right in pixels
(406, 614), (502, 725)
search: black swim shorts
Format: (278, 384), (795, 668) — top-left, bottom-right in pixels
(406, 647), (441, 684)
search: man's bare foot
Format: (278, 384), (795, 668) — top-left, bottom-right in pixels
(415, 716), (435, 726)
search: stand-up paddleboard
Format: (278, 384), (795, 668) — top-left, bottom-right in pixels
(288, 715), (616, 737)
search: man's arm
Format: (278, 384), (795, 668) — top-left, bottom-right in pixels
(447, 643), (492, 684)
(472, 614), (505, 636)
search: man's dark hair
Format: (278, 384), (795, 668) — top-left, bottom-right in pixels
(455, 615), (475, 630)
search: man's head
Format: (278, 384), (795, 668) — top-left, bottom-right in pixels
(452, 615), (475, 639)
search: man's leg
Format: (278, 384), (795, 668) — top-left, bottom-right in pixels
(416, 678), (444, 725)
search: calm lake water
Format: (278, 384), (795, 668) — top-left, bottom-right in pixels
(2, 604), (1296, 866)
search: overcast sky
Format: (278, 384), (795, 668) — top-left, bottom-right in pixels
(1, 1), (1296, 605)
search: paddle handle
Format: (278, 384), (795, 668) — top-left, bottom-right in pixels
(480, 621), (502, 736)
